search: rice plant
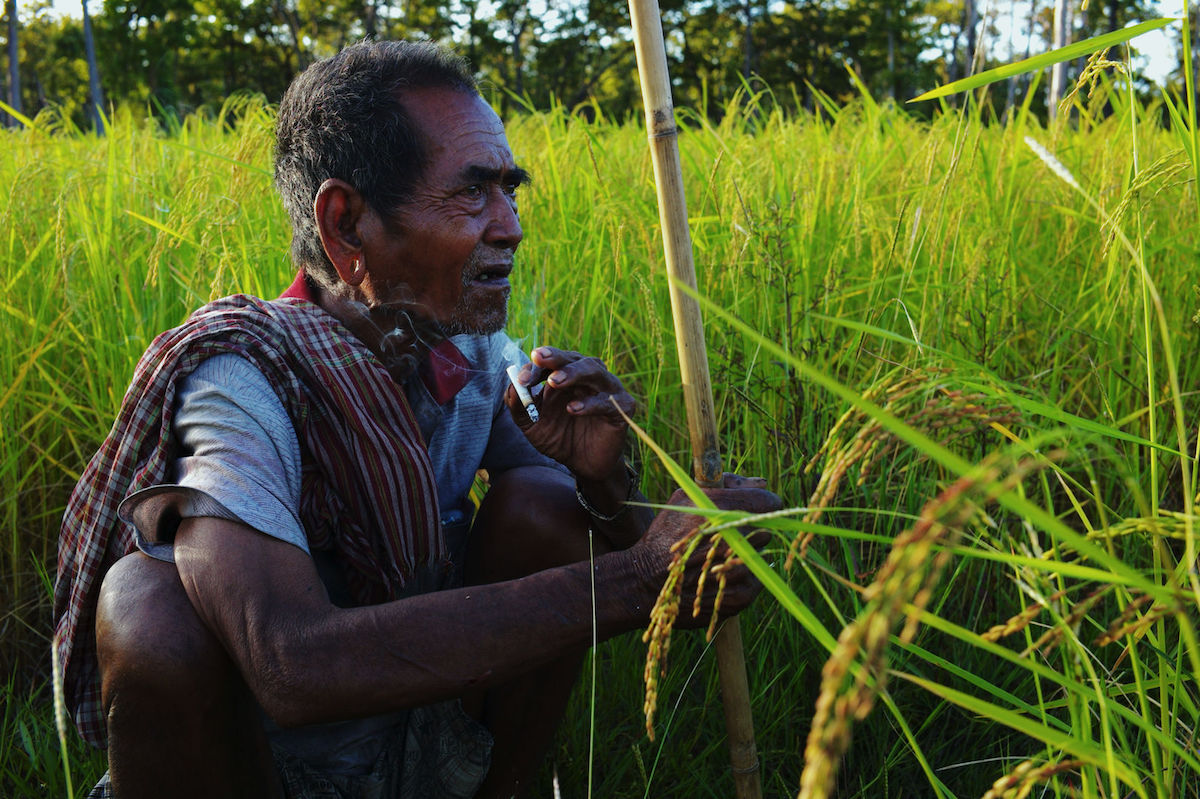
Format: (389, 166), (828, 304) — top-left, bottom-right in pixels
(2, 40), (1198, 796)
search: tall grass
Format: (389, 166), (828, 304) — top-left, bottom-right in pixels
(2, 60), (1198, 797)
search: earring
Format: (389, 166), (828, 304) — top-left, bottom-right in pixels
(350, 257), (365, 281)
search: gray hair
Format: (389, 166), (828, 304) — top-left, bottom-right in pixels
(273, 40), (477, 288)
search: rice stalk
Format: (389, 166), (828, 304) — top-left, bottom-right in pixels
(641, 525), (702, 741)
(980, 587), (1070, 643)
(1018, 585), (1108, 658)
(797, 452), (1046, 799)
(792, 366), (1020, 566)
(51, 633), (74, 799)
(639, 506), (754, 742)
(1094, 594), (1176, 647)
(979, 758), (1085, 799)
(1098, 153), (1189, 261)
(1059, 47), (1126, 114)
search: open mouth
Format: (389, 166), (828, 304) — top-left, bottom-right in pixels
(472, 264), (512, 283)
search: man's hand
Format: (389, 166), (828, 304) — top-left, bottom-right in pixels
(628, 474), (783, 624)
(505, 346), (633, 482)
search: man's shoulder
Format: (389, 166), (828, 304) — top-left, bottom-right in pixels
(132, 293), (367, 396)
(170, 294), (349, 352)
(189, 293), (322, 326)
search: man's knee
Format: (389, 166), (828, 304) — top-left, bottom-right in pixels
(96, 552), (234, 710)
(97, 553), (279, 798)
(467, 467), (599, 583)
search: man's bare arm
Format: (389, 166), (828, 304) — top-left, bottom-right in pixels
(172, 480), (777, 729)
(173, 516), (638, 727)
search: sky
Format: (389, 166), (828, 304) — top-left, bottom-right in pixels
(985, 0), (1182, 87)
(1137, 0), (1185, 80)
(37, 0), (1186, 87)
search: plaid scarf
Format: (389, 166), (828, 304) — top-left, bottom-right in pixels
(54, 294), (443, 748)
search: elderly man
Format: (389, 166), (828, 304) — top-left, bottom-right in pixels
(55, 40), (779, 798)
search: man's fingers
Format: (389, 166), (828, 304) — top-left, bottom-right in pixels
(532, 347), (623, 393)
(682, 552), (765, 624)
(528, 346), (582, 379)
(721, 473), (768, 489)
(663, 485), (782, 517)
(515, 361), (548, 388)
(704, 486), (783, 515)
(562, 391), (634, 417)
(518, 346), (583, 388)
(524, 347), (635, 425)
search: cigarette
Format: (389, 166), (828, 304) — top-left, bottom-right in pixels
(506, 363), (540, 423)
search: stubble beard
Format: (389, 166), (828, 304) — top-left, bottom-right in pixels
(441, 247), (511, 337)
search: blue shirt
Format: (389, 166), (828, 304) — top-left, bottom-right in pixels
(119, 330), (561, 563)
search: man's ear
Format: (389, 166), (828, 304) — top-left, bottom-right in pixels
(314, 179), (369, 286)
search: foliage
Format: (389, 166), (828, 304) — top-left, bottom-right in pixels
(91, 0), (302, 116)
(1, 0), (1180, 130)
(2, 54), (1200, 797)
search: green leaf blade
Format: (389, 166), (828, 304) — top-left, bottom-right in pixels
(910, 18), (1177, 103)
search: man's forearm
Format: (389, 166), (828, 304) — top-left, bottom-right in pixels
(299, 551), (651, 722)
(174, 516), (653, 729)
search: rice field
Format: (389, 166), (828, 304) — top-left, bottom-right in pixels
(2, 73), (1199, 797)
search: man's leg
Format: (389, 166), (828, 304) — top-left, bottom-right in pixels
(464, 466), (607, 799)
(95, 552), (280, 799)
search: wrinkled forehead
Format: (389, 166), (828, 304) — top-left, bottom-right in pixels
(401, 88), (515, 175)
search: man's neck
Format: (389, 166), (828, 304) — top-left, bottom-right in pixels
(311, 280), (445, 383)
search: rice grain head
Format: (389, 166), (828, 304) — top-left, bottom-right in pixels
(980, 758), (1085, 799)
(791, 367), (1019, 567)
(797, 454), (1042, 799)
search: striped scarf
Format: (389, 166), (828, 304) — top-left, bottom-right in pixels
(53, 294), (443, 748)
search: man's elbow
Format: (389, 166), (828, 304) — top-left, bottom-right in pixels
(244, 637), (331, 728)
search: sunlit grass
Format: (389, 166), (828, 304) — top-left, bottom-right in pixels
(2, 59), (1198, 797)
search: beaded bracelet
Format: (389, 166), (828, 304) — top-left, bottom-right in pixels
(575, 461), (638, 522)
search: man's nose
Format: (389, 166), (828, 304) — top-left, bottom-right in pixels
(485, 192), (523, 250)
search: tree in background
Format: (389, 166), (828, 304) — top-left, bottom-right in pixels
(4, 0), (20, 126)
(82, 0), (104, 132)
(94, 0), (300, 117)
(10, 6), (94, 128)
(0, 0), (1175, 126)
(1049, 0), (1068, 119)
(841, 0), (939, 101)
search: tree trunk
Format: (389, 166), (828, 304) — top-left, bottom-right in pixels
(509, 13), (527, 99)
(948, 23), (961, 84)
(964, 0), (978, 74)
(1003, 0), (1019, 118)
(5, 0), (20, 126)
(1193, 5), (1199, 119)
(1048, 0), (1068, 121)
(364, 0), (378, 39)
(273, 0), (308, 70)
(742, 0), (754, 81)
(886, 4), (896, 100)
(82, 0), (106, 134)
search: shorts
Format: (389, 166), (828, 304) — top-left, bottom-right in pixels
(86, 700), (493, 799)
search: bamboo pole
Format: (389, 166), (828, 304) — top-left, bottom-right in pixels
(626, 3), (762, 796)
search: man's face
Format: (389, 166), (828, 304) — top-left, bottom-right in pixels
(365, 88), (527, 336)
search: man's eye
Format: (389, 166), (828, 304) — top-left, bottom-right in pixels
(463, 184), (485, 199)
(502, 181), (521, 198)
